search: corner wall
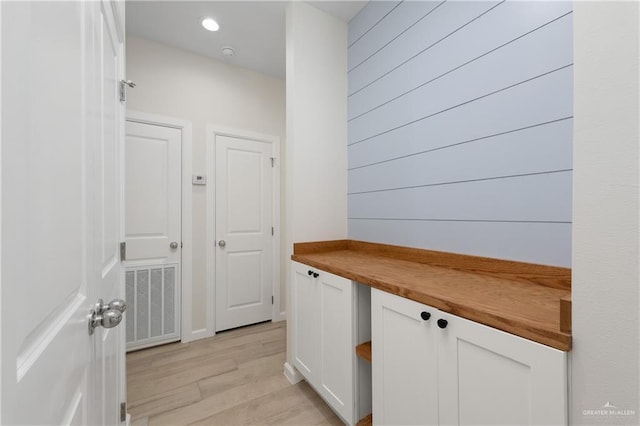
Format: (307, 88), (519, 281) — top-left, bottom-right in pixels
(285, 2), (348, 369)
(572, 2), (639, 423)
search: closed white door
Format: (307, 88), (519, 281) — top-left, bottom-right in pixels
(371, 289), (439, 425)
(124, 121), (182, 349)
(1, 0), (125, 424)
(215, 134), (273, 331)
(125, 121), (181, 264)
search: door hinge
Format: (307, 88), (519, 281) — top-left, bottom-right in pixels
(270, 157), (275, 167)
(272, 296), (274, 305)
(120, 242), (126, 261)
(120, 402), (127, 422)
(119, 79), (136, 102)
(271, 227), (274, 236)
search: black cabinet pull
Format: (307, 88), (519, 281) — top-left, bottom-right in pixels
(420, 311), (431, 321)
(308, 270), (313, 276)
(313, 272), (319, 278)
(437, 319), (448, 329)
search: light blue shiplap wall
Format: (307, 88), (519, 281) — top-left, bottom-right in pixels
(347, 0), (573, 266)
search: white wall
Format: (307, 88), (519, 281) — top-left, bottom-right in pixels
(285, 2), (348, 370)
(126, 36), (286, 335)
(572, 2), (639, 424)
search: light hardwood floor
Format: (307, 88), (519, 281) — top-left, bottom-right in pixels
(127, 321), (343, 426)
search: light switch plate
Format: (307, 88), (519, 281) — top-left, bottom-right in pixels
(192, 175), (206, 185)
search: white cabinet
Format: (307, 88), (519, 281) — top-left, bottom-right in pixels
(372, 288), (567, 426)
(371, 288), (439, 425)
(292, 261), (356, 424)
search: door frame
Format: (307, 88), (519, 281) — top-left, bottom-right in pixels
(125, 110), (195, 342)
(206, 125), (283, 338)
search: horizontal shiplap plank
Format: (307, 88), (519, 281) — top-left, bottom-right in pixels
(348, 0), (402, 47)
(348, 19), (573, 143)
(348, 2), (573, 119)
(348, 219), (572, 267)
(348, 65), (572, 169)
(348, 171), (572, 222)
(348, 119), (572, 194)
(348, 0), (501, 95)
(348, 1), (442, 70)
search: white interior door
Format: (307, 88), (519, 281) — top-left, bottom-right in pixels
(215, 135), (273, 331)
(1, 1), (125, 424)
(124, 121), (182, 349)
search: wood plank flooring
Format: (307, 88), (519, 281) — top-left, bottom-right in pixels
(127, 321), (343, 425)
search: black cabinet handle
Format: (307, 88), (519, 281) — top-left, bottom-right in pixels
(308, 270), (313, 276)
(437, 319), (448, 329)
(313, 272), (319, 278)
(420, 311), (431, 321)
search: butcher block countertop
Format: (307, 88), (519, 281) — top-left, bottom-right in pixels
(292, 240), (572, 351)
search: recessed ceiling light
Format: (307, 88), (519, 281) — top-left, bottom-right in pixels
(201, 18), (220, 32)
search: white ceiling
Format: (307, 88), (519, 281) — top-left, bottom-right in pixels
(126, 1), (367, 79)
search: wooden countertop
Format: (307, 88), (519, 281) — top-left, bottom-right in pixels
(292, 240), (572, 351)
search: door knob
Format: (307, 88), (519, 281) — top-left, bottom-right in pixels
(218, 240), (226, 247)
(100, 310), (123, 329)
(88, 298), (126, 335)
(170, 241), (178, 249)
(104, 298), (127, 313)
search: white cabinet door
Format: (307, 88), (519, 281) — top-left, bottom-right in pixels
(437, 311), (567, 426)
(318, 272), (354, 424)
(371, 289), (439, 426)
(292, 262), (320, 383)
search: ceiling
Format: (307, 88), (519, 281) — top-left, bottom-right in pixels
(126, 1), (367, 79)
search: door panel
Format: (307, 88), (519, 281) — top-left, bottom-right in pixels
(437, 311), (568, 425)
(125, 121), (181, 263)
(124, 121), (182, 350)
(93, 1), (125, 424)
(1, 1), (125, 424)
(292, 262), (319, 381)
(319, 273), (354, 423)
(371, 289), (439, 426)
(215, 135), (273, 331)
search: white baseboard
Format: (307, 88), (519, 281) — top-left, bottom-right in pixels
(273, 311), (287, 323)
(283, 362), (304, 384)
(182, 328), (213, 343)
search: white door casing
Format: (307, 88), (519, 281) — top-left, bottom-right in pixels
(214, 135), (273, 331)
(1, 1), (125, 424)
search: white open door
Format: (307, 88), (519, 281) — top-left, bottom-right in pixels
(1, 1), (126, 424)
(214, 134), (274, 331)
